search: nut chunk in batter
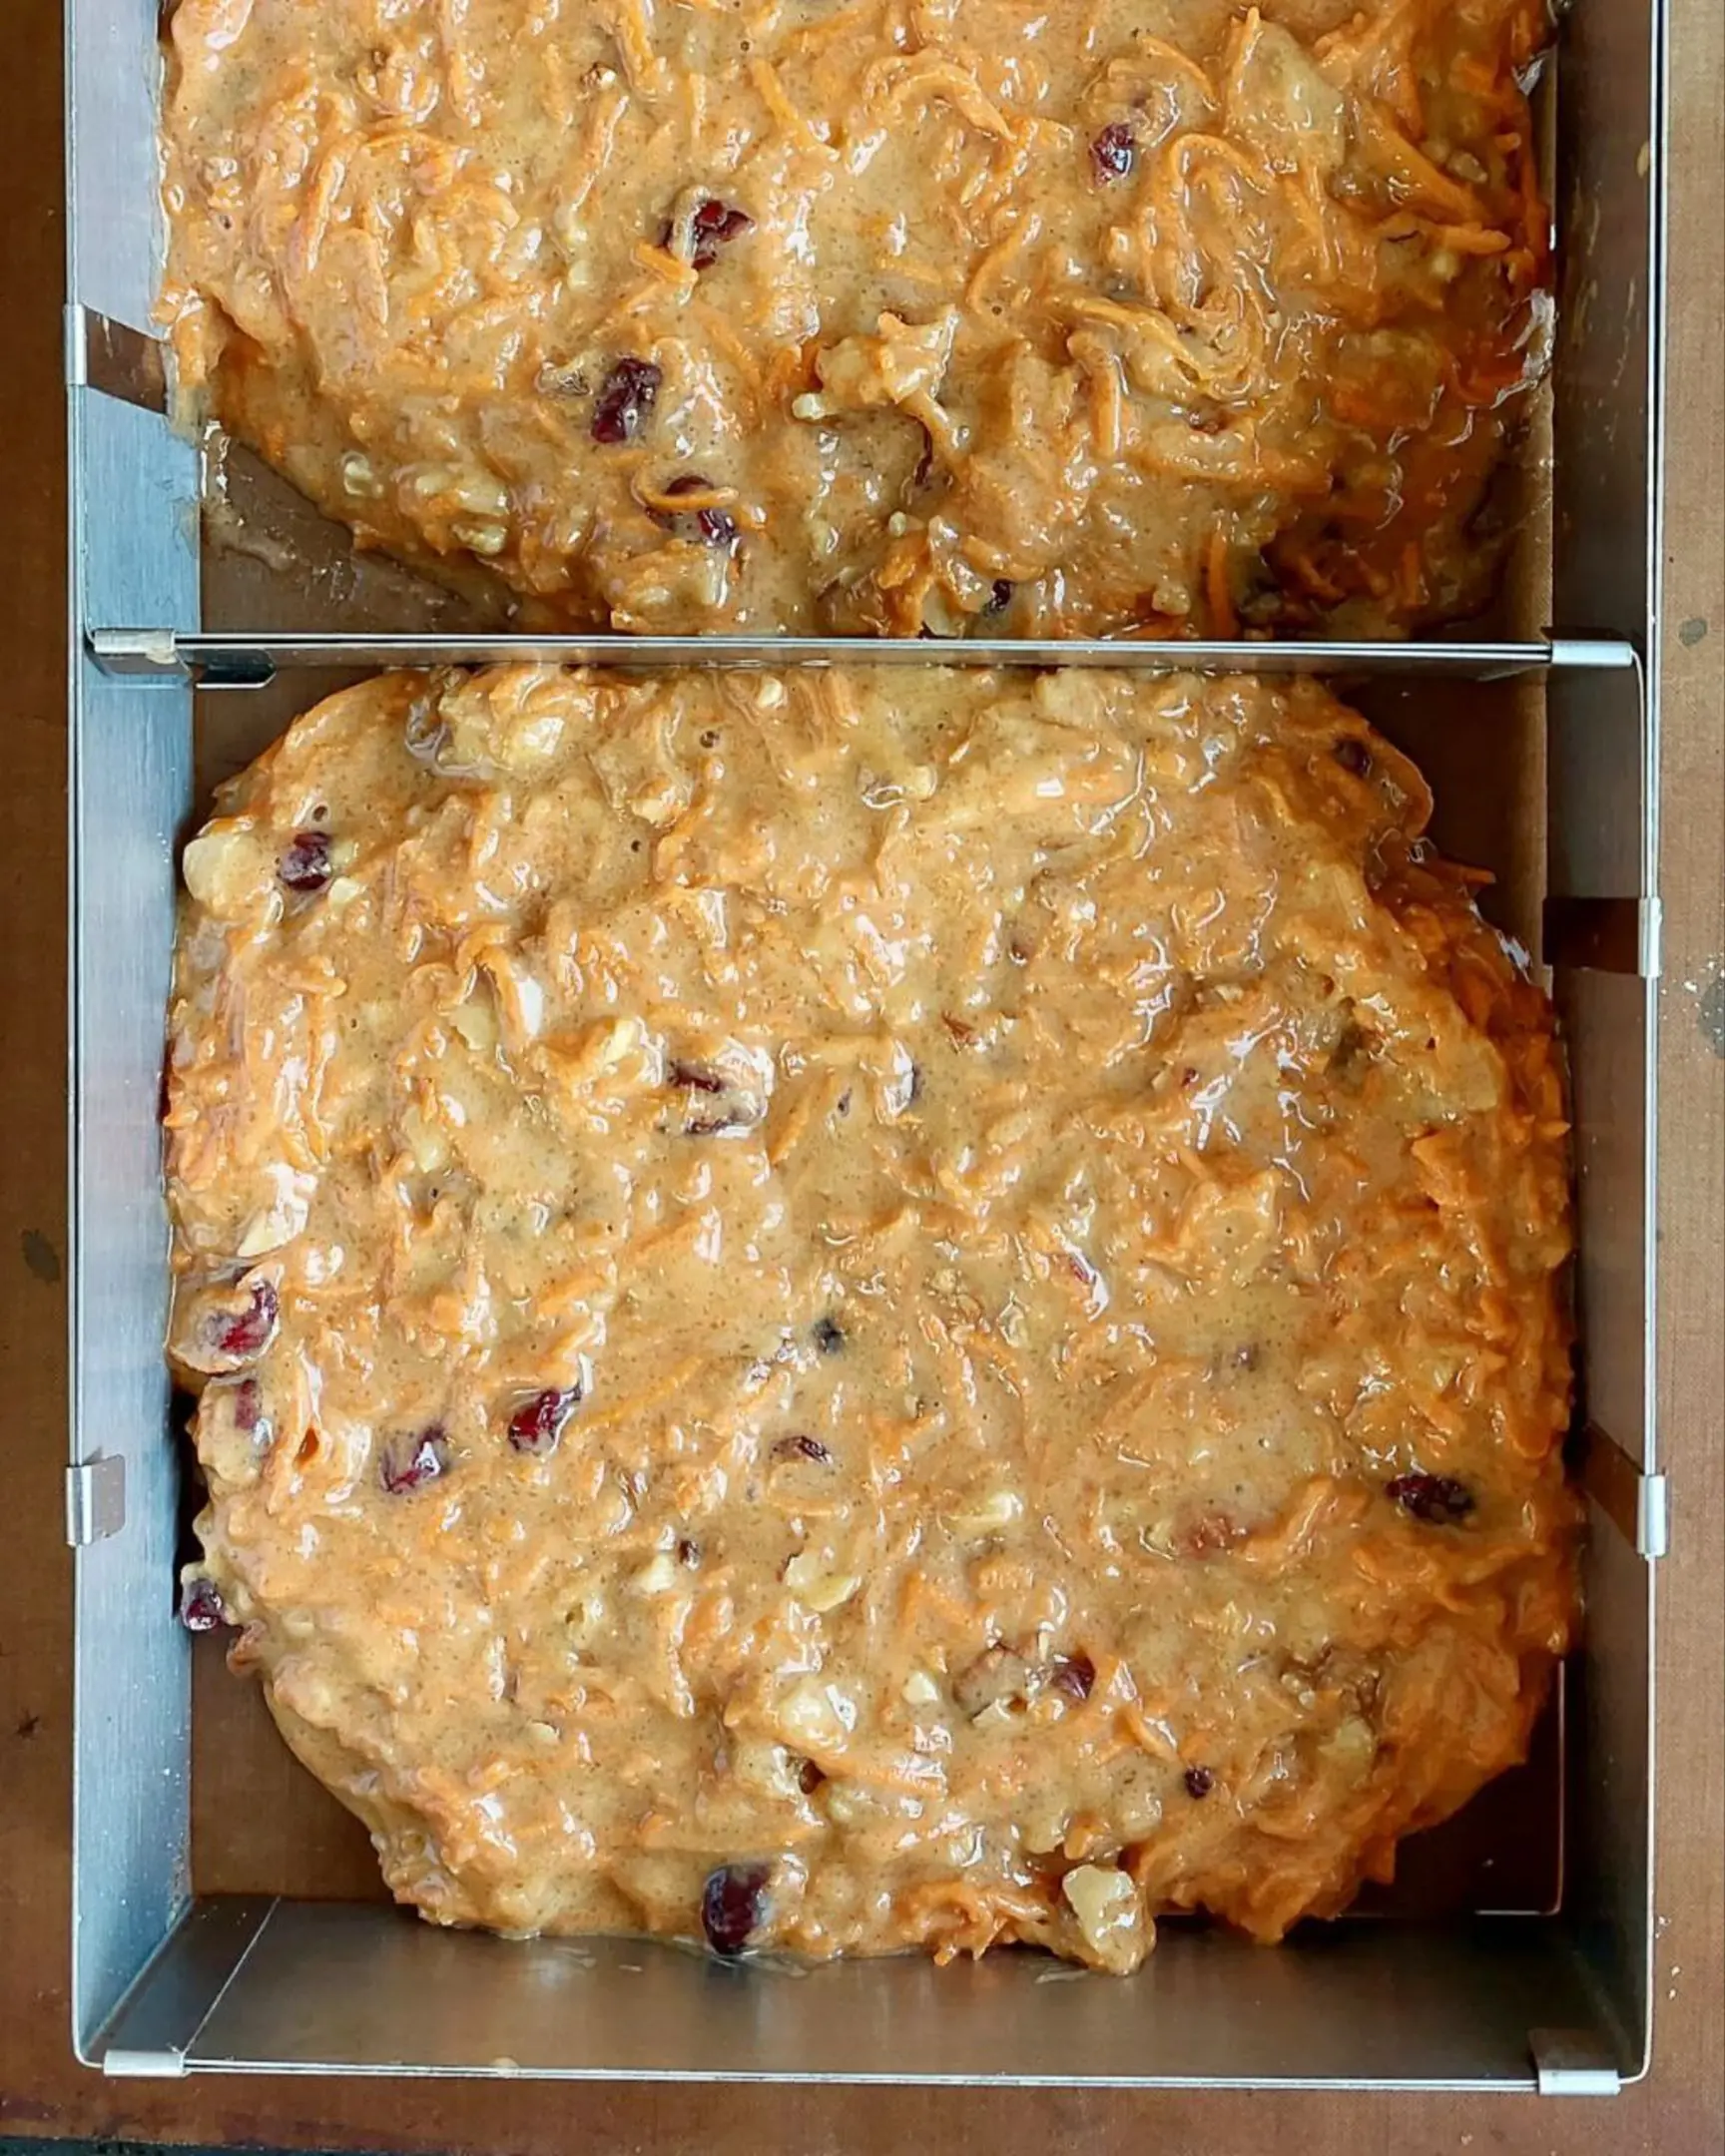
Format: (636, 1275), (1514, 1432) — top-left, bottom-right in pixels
(166, 666), (1576, 1971)
(159, 0), (1552, 637)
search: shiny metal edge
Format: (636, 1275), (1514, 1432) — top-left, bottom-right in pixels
(65, 304), (170, 414)
(64, 0), (164, 334)
(1574, 1425), (1668, 1560)
(1632, 0), (1665, 2059)
(1542, 895), (1662, 977)
(1543, 652), (1660, 2088)
(65, 1454), (127, 1546)
(88, 1897), (281, 2079)
(66, 386), (200, 2060)
(86, 631), (1639, 686)
(1530, 2028), (1623, 2098)
(134, 1903), (1601, 2087)
(1628, 0), (1666, 2018)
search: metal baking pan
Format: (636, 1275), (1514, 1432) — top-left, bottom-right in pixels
(63, 0), (1667, 2090)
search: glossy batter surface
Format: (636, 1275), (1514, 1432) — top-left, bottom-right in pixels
(160, 0), (1550, 637)
(167, 667), (1575, 1969)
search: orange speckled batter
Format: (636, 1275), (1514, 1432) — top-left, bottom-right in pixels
(159, 0), (1551, 637)
(166, 667), (1575, 1970)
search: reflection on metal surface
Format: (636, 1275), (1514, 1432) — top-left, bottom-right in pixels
(93, 1896), (280, 2079)
(65, 305), (169, 413)
(87, 630), (1639, 687)
(65, 0), (165, 333)
(1550, 0), (1669, 649)
(93, 1898), (1607, 2088)
(1542, 895), (1663, 975)
(67, 386), (200, 2064)
(1575, 1423), (1669, 1559)
(65, 1454), (126, 1545)
(1530, 2027), (1623, 2097)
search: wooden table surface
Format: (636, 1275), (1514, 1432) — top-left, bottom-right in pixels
(3, 3), (1719, 2150)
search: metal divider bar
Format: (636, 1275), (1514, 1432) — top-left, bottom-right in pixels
(87, 629), (1641, 688)
(65, 305), (169, 414)
(1574, 1423), (1670, 1562)
(1543, 896), (1663, 978)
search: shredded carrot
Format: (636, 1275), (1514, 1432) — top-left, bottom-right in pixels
(166, 658), (1575, 1964)
(164, 0), (1547, 638)
(1205, 523), (1238, 637)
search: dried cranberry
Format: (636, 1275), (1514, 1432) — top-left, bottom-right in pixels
(591, 357), (662, 445)
(812, 1316), (845, 1355)
(773, 1433), (833, 1465)
(507, 1387), (579, 1456)
(180, 1576), (226, 1632)
(1048, 1653), (1095, 1701)
(1184, 1765), (1214, 1799)
(686, 1107), (755, 1137)
(652, 474), (739, 548)
(701, 1862), (771, 1955)
(982, 579), (1013, 617)
(695, 505), (739, 547)
(1091, 123), (1136, 182)
(279, 831), (333, 892)
(1387, 1472), (1475, 1524)
(211, 1375), (271, 1451)
(204, 1278), (279, 1365)
(381, 1426), (450, 1494)
(666, 198), (753, 270)
(668, 1062), (758, 1135)
(1334, 737), (1373, 777)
